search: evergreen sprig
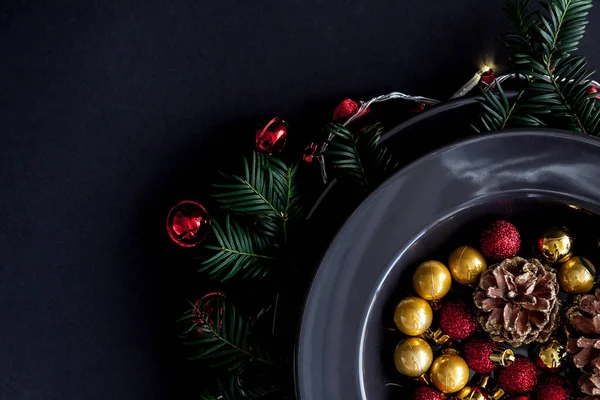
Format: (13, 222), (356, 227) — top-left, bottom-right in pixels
(476, 0), (600, 134)
(182, 296), (278, 373)
(212, 152), (300, 242)
(198, 370), (282, 400)
(324, 122), (398, 191)
(199, 216), (274, 281)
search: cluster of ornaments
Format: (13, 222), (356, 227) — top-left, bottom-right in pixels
(392, 221), (598, 400)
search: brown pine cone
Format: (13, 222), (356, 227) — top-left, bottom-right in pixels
(580, 372), (600, 397)
(568, 289), (600, 336)
(567, 289), (600, 396)
(473, 256), (560, 347)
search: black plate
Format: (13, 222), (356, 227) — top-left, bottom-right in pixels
(297, 129), (600, 400)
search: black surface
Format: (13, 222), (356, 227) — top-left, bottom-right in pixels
(298, 130), (600, 400)
(2, 1), (600, 399)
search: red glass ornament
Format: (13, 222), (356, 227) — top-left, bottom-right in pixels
(332, 99), (370, 122)
(464, 338), (497, 374)
(256, 117), (288, 154)
(480, 220), (521, 260)
(498, 356), (538, 394)
(588, 85), (600, 100)
(303, 142), (319, 163)
(412, 386), (443, 400)
(512, 397), (530, 400)
(535, 375), (572, 400)
(480, 68), (496, 86)
(166, 200), (211, 247)
(192, 292), (226, 333)
(412, 102), (426, 113)
(439, 300), (478, 340)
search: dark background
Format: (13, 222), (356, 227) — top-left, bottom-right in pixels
(1, 1), (599, 399)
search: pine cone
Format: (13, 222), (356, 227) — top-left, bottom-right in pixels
(567, 289), (600, 399)
(473, 256), (560, 347)
(580, 370), (600, 398)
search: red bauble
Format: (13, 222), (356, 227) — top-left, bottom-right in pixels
(302, 142), (319, 163)
(535, 375), (572, 400)
(512, 397), (530, 400)
(464, 337), (497, 374)
(412, 386), (443, 400)
(480, 68), (496, 86)
(480, 220), (521, 260)
(332, 99), (370, 122)
(192, 292), (226, 333)
(166, 200), (211, 247)
(412, 102), (426, 113)
(588, 85), (600, 100)
(256, 117), (288, 154)
(439, 300), (478, 340)
(498, 356), (538, 394)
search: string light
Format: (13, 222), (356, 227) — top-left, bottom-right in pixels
(314, 63), (600, 184)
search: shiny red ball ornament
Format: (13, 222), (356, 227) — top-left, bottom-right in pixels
(302, 142), (319, 163)
(412, 102), (426, 113)
(256, 117), (288, 154)
(166, 200), (211, 247)
(192, 292), (226, 333)
(439, 300), (478, 340)
(480, 68), (496, 86)
(464, 338), (497, 374)
(412, 386), (444, 400)
(588, 85), (600, 100)
(498, 356), (538, 394)
(535, 375), (572, 400)
(480, 220), (521, 260)
(332, 99), (370, 122)
(511, 397), (530, 400)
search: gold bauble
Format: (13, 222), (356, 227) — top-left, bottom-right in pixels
(538, 227), (573, 264)
(534, 338), (566, 373)
(394, 297), (433, 336)
(393, 337), (433, 377)
(558, 256), (596, 294)
(429, 353), (470, 393)
(412, 260), (452, 301)
(448, 245), (487, 285)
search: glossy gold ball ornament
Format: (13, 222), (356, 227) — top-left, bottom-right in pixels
(394, 297), (433, 336)
(412, 260), (452, 301)
(538, 227), (573, 264)
(448, 245), (487, 285)
(393, 337), (434, 377)
(558, 256), (596, 294)
(534, 338), (567, 373)
(429, 352), (470, 393)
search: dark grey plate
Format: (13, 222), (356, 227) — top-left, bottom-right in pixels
(297, 129), (600, 400)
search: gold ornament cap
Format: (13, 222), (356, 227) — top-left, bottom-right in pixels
(538, 227), (573, 264)
(490, 347), (515, 367)
(448, 246), (487, 285)
(394, 297), (433, 336)
(558, 256), (596, 294)
(394, 337), (434, 378)
(412, 260), (452, 301)
(429, 353), (470, 393)
(422, 328), (452, 346)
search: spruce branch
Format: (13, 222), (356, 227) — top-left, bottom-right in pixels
(213, 152), (301, 241)
(219, 373), (281, 400)
(478, 0), (600, 134)
(182, 296), (279, 372)
(199, 215), (274, 281)
(324, 122), (398, 191)
(473, 82), (545, 132)
(510, 0), (599, 134)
